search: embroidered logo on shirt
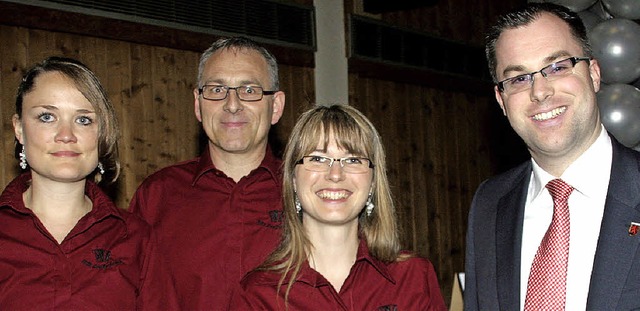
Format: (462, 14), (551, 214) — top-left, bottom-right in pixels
(377, 305), (398, 311)
(82, 249), (124, 270)
(257, 210), (284, 229)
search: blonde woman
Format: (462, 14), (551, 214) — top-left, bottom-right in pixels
(232, 104), (446, 310)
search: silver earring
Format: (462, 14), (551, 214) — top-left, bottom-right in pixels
(365, 193), (374, 217)
(97, 162), (105, 175)
(295, 195), (302, 214)
(19, 146), (27, 170)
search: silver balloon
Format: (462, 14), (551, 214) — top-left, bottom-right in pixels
(589, 18), (640, 84)
(602, 0), (640, 20)
(545, 0), (598, 12)
(590, 1), (614, 20)
(578, 10), (603, 33)
(597, 84), (640, 147)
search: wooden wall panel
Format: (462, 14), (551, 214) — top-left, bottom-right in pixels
(0, 25), (310, 210)
(349, 73), (499, 302)
(271, 64), (316, 156)
(129, 45), (156, 182)
(104, 41), (134, 203)
(374, 0), (523, 45)
(0, 26), (28, 188)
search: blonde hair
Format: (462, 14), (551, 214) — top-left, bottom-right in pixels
(257, 104), (407, 307)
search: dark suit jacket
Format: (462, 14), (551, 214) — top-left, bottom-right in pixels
(464, 137), (640, 310)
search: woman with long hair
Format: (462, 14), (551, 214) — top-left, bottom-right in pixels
(232, 104), (446, 310)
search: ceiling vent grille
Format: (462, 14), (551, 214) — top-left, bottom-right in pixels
(349, 15), (489, 80)
(9, 0), (316, 50)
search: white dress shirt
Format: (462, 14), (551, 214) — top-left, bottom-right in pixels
(520, 126), (612, 311)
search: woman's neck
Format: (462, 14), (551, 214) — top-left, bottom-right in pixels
(306, 224), (360, 292)
(23, 176), (91, 244)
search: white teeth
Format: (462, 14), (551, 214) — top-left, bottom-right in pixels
(317, 191), (349, 200)
(532, 107), (566, 121)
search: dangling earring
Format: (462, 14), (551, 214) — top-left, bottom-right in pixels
(295, 194), (302, 214)
(19, 145), (27, 170)
(97, 162), (105, 175)
(365, 193), (374, 217)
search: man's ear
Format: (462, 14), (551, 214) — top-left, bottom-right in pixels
(270, 91), (285, 125)
(588, 58), (601, 93)
(194, 88), (203, 122)
(494, 85), (507, 116)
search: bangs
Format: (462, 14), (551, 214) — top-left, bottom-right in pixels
(295, 106), (373, 158)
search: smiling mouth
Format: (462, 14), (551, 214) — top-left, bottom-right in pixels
(532, 106), (567, 121)
(317, 191), (350, 200)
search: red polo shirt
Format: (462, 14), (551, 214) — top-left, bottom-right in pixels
(0, 172), (175, 310)
(129, 147), (284, 310)
(232, 240), (447, 311)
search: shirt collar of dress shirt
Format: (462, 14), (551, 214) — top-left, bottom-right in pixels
(295, 238), (395, 287)
(529, 124), (612, 201)
(0, 171), (126, 224)
(192, 144), (282, 185)
(250, 238), (396, 288)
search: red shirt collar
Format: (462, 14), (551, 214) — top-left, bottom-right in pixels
(249, 238), (396, 288)
(0, 172), (125, 225)
(192, 145), (282, 185)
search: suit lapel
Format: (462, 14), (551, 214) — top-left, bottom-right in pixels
(496, 163), (531, 310)
(587, 139), (640, 310)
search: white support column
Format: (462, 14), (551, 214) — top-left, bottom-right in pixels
(313, 0), (349, 106)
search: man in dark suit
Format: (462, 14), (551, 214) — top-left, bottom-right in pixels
(465, 3), (640, 310)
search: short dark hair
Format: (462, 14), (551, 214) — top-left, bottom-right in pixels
(15, 56), (120, 183)
(485, 3), (591, 83)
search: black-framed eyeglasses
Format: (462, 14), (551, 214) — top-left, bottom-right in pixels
(296, 156), (374, 174)
(497, 57), (591, 94)
(198, 85), (277, 102)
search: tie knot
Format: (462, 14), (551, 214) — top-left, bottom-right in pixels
(546, 179), (573, 202)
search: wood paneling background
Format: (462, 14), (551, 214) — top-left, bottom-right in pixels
(349, 75), (503, 304)
(0, 0), (528, 306)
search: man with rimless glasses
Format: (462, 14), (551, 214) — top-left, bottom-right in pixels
(465, 3), (640, 311)
(129, 37), (286, 309)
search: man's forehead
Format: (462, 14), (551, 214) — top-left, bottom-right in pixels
(494, 16), (581, 75)
(209, 47), (265, 63)
(202, 50), (269, 83)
